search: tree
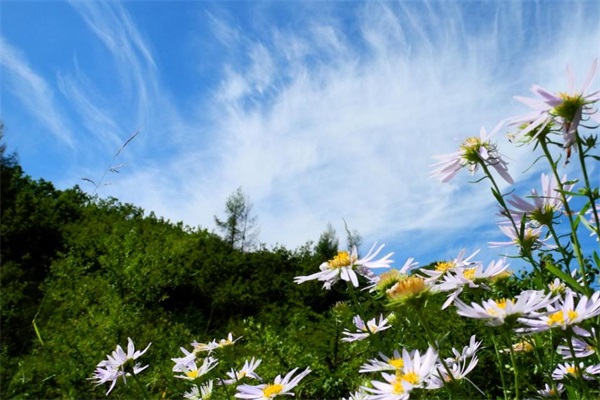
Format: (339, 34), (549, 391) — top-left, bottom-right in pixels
(343, 219), (363, 252)
(314, 223), (339, 260)
(214, 187), (259, 251)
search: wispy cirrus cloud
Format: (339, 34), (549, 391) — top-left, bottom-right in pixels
(0, 37), (74, 146)
(7, 1), (595, 266)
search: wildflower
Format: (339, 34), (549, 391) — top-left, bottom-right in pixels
(506, 173), (573, 226)
(455, 290), (554, 327)
(184, 381), (214, 400)
(398, 346), (439, 388)
(435, 258), (510, 309)
(419, 249), (480, 284)
(429, 336), (481, 388)
(343, 390), (370, 400)
(294, 243), (393, 289)
(509, 59), (599, 156)
(342, 314), (391, 342)
(215, 332), (241, 348)
(89, 338), (151, 395)
(556, 328), (597, 359)
(359, 350), (406, 373)
(488, 223), (550, 251)
(519, 291), (600, 333)
(430, 123), (514, 184)
(222, 358), (262, 385)
(552, 361), (600, 380)
(234, 367), (311, 399)
(174, 357), (218, 381)
(385, 275), (431, 306)
(500, 340), (534, 354)
(361, 372), (413, 399)
(537, 383), (564, 398)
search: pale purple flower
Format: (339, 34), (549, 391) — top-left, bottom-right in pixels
(537, 383), (564, 398)
(184, 381), (214, 400)
(431, 123), (513, 184)
(89, 338), (151, 395)
(342, 314), (391, 342)
(294, 243), (393, 289)
(509, 59), (599, 153)
(506, 173), (573, 225)
(428, 336), (481, 388)
(435, 258), (510, 309)
(234, 367), (311, 399)
(361, 372), (413, 399)
(455, 290), (555, 327)
(222, 357), (262, 385)
(359, 349), (406, 373)
(419, 249), (480, 284)
(488, 223), (551, 250)
(519, 291), (600, 333)
(174, 356), (218, 381)
(552, 361), (600, 380)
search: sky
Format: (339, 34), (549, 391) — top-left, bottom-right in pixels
(1, 0), (599, 271)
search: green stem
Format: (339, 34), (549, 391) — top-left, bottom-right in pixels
(130, 372), (150, 400)
(480, 162), (539, 270)
(576, 135), (600, 238)
(492, 336), (509, 400)
(413, 306), (460, 397)
(505, 331), (520, 400)
(539, 140), (590, 290)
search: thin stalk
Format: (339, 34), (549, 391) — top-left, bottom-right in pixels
(413, 306), (460, 398)
(131, 372), (150, 400)
(492, 336), (509, 400)
(539, 140), (589, 287)
(505, 330), (521, 400)
(480, 162), (539, 270)
(576, 137), (600, 237)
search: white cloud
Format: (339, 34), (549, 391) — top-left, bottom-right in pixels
(69, 1), (599, 263)
(0, 37), (74, 146)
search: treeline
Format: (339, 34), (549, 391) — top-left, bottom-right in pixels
(0, 149), (357, 398)
(1, 148), (509, 399)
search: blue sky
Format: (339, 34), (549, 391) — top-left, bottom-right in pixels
(1, 1), (599, 270)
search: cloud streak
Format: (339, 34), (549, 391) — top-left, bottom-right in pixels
(4, 1), (598, 266)
(0, 37), (74, 146)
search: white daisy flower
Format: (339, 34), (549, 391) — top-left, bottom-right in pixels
(519, 291), (600, 333)
(455, 290), (554, 326)
(537, 383), (564, 398)
(174, 357), (218, 381)
(509, 58), (599, 156)
(294, 243), (393, 289)
(361, 372), (413, 400)
(183, 381), (214, 400)
(359, 349), (406, 373)
(430, 123), (513, 184)
(222, 357), (262, 385)
(234, 367), (311, 399)
(552, 361), (600, 381)
(342, 314), (391, 342)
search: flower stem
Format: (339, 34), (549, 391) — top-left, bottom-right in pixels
(131, 372), (150, 400)
(539, 139), (590, 289)
(491, 336), (509, 400)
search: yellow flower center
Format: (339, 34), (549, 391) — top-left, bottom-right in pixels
(567, 310), (578, 321)
(435, 261), (455, 273)
(391, 380), (404, 394)
(463, 268), (476, 280)
(186, 370), (198, 379)
(263, 384), (284, 397)
(328, 251), (352, 269)
(367, 323), (379, 333)
(386, 276), (426, 300)
(566, 366), (577, 376)
(401, 371), (420, 385)
(388, 358), (404, 369)
(547, 311), (565, 326)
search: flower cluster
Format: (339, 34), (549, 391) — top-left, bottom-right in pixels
(89, 338), (151, 395)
